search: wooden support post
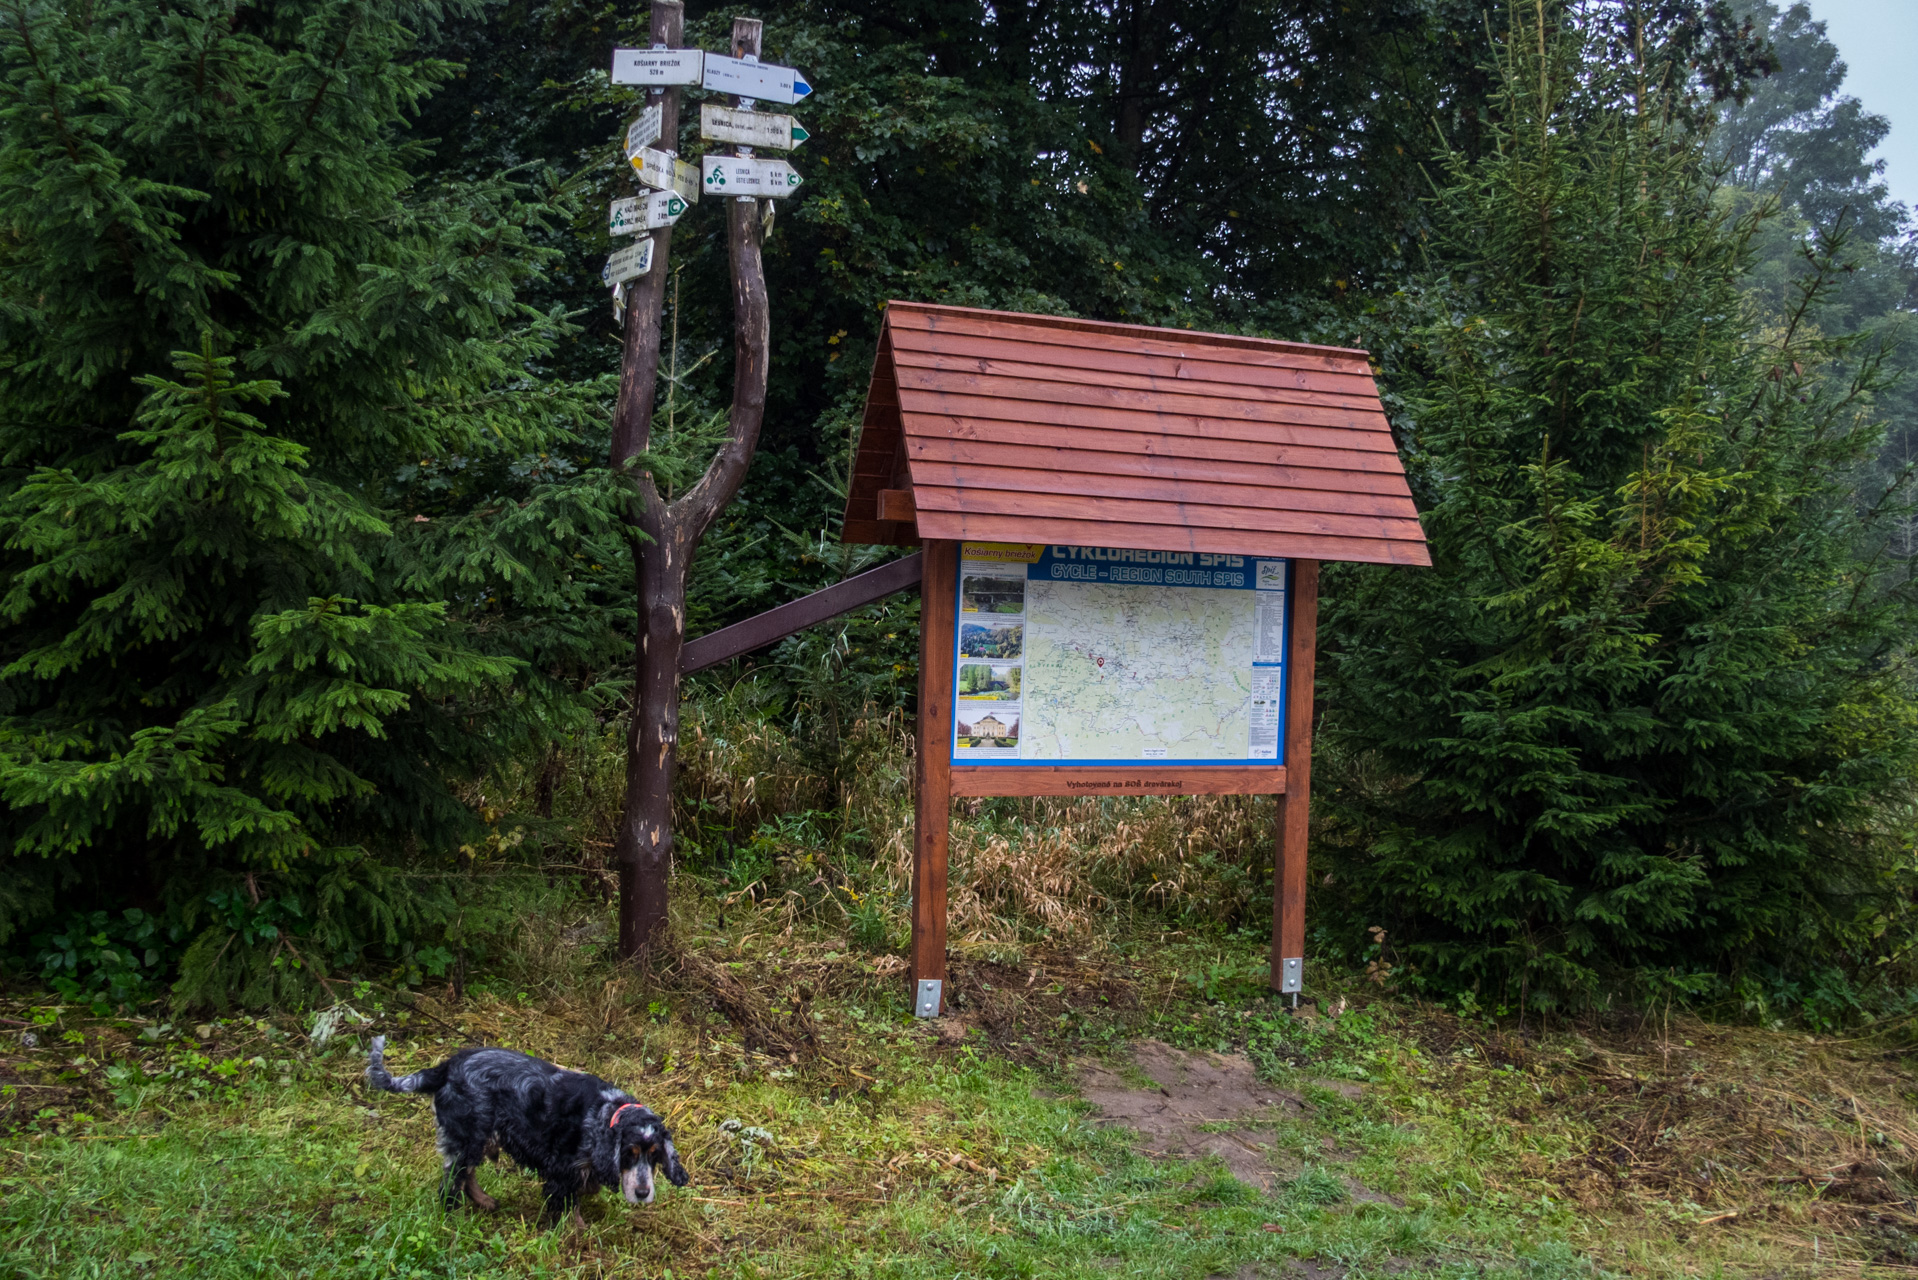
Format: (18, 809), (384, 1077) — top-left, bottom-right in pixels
(911, 539), (958, 1017)
(1271, 559), (1320, 996)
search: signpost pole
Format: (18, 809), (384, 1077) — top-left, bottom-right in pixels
(911, 538), (959, 1018)
(609, 9), (777, 960)
(610, 0), (681, 466)
(1271, 559), (1320, 1000)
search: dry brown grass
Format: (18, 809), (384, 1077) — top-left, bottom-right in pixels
(510, 698), (1279, 958)
(1337, 998), (1918, 1268)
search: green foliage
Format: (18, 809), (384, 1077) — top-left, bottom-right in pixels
(1315, 3), (1918, 1010)
(1714, 1), (1907, 242)
(26, 908), (176, 1014)
(0, 0), (1904, 1016)
(0, 0), (628, 1005)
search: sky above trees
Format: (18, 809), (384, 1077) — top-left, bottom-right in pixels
(1809, 0), (1918, 213)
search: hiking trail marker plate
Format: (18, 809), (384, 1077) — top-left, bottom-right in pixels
(701, 155), (803, 198)
(700, 104), (809, 151)
(612, 47), (704, 85)
(630, 148), (702, 204)
(603, 238), (655, 285)
(624, 104), (662, 157)
(609, 191), (687, 237)
(701, 54), (812, 104)
(603, 238), (654, 285)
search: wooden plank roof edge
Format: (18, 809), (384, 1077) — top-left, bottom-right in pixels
(882, 300), (1371, 362)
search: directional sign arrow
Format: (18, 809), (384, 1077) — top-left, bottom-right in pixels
(624, 103), (662, 158)
(700, 104), (809, 151)
(611, 47), (704, 86)
(630, 147), (702, 204)
(701, 154), (803, 199)
(609, 191), (688, 237)
(701, 54), (812, 105)
(602, 237), (655, 285)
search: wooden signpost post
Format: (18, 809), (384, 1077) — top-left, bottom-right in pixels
(600, 8), (815, 959)
(840, 303), (1431, 1016)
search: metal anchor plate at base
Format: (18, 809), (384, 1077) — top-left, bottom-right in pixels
(1279, 957), (1302, 993)
(914, 979), (943, 1019)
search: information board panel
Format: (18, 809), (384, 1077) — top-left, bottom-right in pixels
(950, 543), (1288, 767)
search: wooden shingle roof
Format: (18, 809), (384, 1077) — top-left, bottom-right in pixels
(842, 302), (1430, 567)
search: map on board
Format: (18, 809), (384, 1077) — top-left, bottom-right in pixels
(952, 544), (1289, 767)
(1022, 581), (1254, 760)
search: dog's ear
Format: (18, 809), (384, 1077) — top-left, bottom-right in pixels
(661, 1137), (690, 1187)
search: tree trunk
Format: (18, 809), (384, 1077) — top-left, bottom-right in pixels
(613, 11), (772, 960)
(619, 517), (686, 954)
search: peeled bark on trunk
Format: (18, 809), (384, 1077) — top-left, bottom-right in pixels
(612, 12), (771, 959)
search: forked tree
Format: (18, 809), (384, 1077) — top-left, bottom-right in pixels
(610, 4), (771, 956)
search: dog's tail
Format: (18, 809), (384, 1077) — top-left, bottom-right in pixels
(365, 1035), (448, 1095)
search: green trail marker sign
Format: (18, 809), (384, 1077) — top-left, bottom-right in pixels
(608, 191), (686, 237)
(700, 155), (802, 198)
(699, 104), (808, 151)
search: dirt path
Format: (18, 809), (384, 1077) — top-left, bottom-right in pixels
(1076, 1040), (1306, 1189)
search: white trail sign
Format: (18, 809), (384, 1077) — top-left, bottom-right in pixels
(624, 104), (662, 157)
(603, 238), (655, 285)
(700, 155), (803, 198)
(699, 104), (808, 151)
(608, 191), (688, 236)
(611, 47), (703, 85)
(630, 148), (702, 204)
(700, 54), (812, 104)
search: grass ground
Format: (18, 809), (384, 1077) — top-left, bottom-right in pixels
(0, 888), (1914, 1280)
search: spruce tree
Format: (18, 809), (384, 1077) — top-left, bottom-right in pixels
(0, 0), (626, 1004)
(1317, 1), (1918, 1009)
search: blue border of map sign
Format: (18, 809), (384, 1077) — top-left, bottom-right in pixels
(948, 543), (1292, 769)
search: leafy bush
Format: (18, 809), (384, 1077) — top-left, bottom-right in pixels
(27, 910), (176, 1015)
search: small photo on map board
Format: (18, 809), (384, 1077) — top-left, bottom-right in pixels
(957, 621), (1022, 660)
(958, 662), (1021, 700)
(950, 543), (1288, 767)
(961, 573), (1025, 614)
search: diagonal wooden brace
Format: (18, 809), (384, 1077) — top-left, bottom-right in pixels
(679, 552), (925, 675)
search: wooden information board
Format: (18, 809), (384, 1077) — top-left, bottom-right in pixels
(842, 303), (1430, 1017)
(949, 543), (1289, 763)
(913, 538), (1320, 1014)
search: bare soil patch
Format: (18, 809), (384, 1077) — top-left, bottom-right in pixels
(1077, 1040), (1303, 1188)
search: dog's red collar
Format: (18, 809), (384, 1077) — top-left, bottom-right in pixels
(609, 1102), (643, 1129)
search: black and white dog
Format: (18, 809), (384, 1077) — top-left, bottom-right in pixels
(366, 1036), (689, 1225)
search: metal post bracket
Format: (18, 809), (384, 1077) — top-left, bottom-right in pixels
(1279, 957), (1303, 994)
(914, 979), (943, 1019)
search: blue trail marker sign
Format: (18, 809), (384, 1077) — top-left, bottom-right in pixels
(700, 53), (812, 103)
